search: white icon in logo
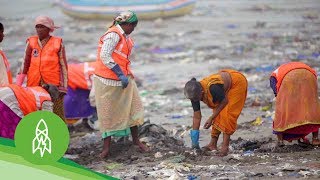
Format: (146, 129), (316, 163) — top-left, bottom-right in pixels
(32, 119), (51, 157)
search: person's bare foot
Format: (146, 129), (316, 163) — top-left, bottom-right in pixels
(312, 138), (320, 146)
(99, 149), (109, 159)
(217, 146), (228, 157)
(134, 141), (150, 152)
(277, 140), (284, 147)
(201, 145), (217, 151)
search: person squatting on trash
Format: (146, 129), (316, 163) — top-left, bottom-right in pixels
(0, 22), (13, 86)
(184, 69), (247, 156)
(94, 10), (149, 158)
(270, 62), (320, 146)
(0, 84), (59, 139)
(16, 15), (68, 121)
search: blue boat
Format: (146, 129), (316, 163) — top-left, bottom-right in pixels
(57, 0), (196, 20)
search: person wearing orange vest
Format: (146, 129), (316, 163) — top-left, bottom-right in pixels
(94, 11), (148, 158)
(16, 16), (68, 122)
(184, 69), (248, 156)
(0, 84), (59, 139)
(0, 22), (13, 85)
(270, 62), (320, 146)
(64, 61), (97, 127)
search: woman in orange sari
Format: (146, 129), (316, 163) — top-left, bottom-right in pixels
(270, 62), (320, 146)
(184, 69), (247, 156)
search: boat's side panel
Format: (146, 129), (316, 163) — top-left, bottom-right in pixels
(59, 0), (196, 20)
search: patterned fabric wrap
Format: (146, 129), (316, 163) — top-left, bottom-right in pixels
(94, 77), (144, 133)
(109, 10), (138, 28)
(114, 11), (138, 25)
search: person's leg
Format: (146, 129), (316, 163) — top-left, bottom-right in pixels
(203, 127), (220, 151)
(276, 133), (284, 146)
(100, 136), (111, 158)
(219, 133), (230, 156)
(312, 130), (320, 145)
(130, 126), (149, 152)
(203, 136), (219, 151)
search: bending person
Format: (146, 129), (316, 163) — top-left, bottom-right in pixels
(0, 84), (59, 139)
(184, 69), (247, 156)
(270, 62), (320, 146)
(64, 61), (97, 127)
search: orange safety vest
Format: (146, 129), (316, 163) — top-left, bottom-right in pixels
(271, 62), (316, 92)
(8, 84), (51, 116)
(27, 36), (62, 86)
(95, 26), (134, 80)
(0, 50), (13, 84)
(68, 62), (96, 90)
(200, 73), (224, 109)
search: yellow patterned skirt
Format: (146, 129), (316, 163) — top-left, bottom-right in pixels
(94, 77), (144, 135)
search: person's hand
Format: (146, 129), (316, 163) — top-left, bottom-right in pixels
(203, 117), (213, 129)
(58, 86), (68, 95)
(190, 129), (200, 149)
(119, 75), (129, 89)
(110, 64), (129, 89)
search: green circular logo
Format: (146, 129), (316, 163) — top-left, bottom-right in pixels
(14, 111), (69, 164)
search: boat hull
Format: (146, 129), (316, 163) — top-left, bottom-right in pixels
(58, 0), (196, 20)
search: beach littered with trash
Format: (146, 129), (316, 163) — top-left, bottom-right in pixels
(1, 0), (320, 179)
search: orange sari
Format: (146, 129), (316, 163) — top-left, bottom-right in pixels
(211, 70), (248, 135)
(273, 69), (320, 140)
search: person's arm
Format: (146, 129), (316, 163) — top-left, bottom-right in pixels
(190, 100), (201, 149)
(16, 42), (32, 85)
(204, 97), (228, 129)
(270, 76), (277, 97)
(100, 32), (120, 69)
(191, 100), (201, 130)
(22, 42), (32, 74)
(204, 84), (228, 129)
(100, 32), (129, 88)
(58, 42), (68, 93)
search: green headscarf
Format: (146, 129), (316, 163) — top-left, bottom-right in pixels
(114, 10), (138, 25)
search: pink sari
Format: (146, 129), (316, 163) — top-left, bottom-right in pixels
(0, 100), (21, 139)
